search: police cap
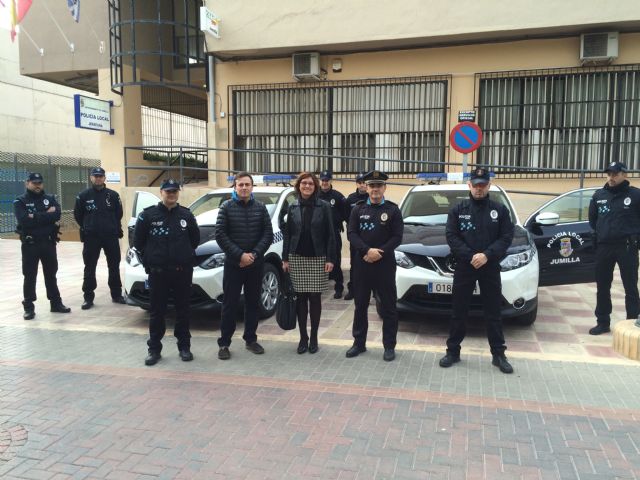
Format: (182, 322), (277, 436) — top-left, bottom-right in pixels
(363, 170), (388, 185)
(604, 161), (627, 173)
(91, 167), (106, 176)
(160, 178), (181, 191)
(319, 170), (332, 180)
(355, 171), (366, 182)
(27, 172), (43, 183)
(470, 167), (491, 185)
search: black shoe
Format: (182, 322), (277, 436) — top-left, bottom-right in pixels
(297, 340), (308, 354)
(492, 355), (514, 374)
(346, 344), (366, 358)
(23, 310), (35, 320)
(218, 346), (230, 360)
(589, 324), (611, 335)
(179, 349), (194, 362)
(145, 351), (161, 366)
(333, 291), (343, 299)
(112, 296), (126, 304)
(50, 303), (71, 313)
(308, 340), (318, 354)
(439, 353), (460, 368)
(81, 300), (94, 310)
(344, 292), (354, 301)
(246, 342), (265, 354)
(383, 349), (396, 362)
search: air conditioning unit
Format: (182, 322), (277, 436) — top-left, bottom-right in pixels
(580, 32), (619, 65)
(292, 52), (321, 81)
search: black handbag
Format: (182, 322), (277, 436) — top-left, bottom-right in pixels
(276, 272), (297, 330)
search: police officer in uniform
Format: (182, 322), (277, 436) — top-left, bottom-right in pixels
(588, 161), (640, 335)
(74, 167), (125, 309)
(318, 170), (347, 298)
(14, 172), (71, 320)
(133, 179), (200, 366)
(439, 167), (514, 374)
(343, 172), (368, 300)
(346, 170), (403, 361)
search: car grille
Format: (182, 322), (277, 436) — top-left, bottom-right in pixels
(128, 281), (214, 307)
(405, 253), (435, 271)
(405, 253), (457, 274)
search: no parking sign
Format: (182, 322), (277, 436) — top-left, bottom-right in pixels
(450, 122), (483, 154)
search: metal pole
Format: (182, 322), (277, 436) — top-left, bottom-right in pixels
(462, 153), (468, 179)
(208, 55), (216, 123)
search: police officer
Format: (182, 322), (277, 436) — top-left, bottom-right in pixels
(133, 179), (200, 366)
(439, 167), (514, 374)
(318, 170), (347, 298)
(14, 172), (71, 320)
(588, 161), (640, 335)
(346, 170), (403, 361)
(74, 167), (125, 309)
(343, 172), (368, 300)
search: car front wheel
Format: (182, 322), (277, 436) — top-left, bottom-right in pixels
(258, 263), (280, 318)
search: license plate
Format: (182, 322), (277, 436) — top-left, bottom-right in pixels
(144, 278), (150, 290)
(427, 282), (480, 295)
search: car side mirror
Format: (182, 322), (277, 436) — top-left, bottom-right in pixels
(535, 211), (560, 226)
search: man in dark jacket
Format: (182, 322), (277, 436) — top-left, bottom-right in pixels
(318, 170), (347, 298)
(133, 179), (200, 366)
(14, 173), (71, 320)
(440, 167), (515, 374)
(215, 172), (273, 360)
(343, 172), (368, 300)
(588, 162), (640, 335)
(74, 167), (125, 309)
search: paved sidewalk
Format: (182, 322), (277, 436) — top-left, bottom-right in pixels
(1, 239), (640, 479)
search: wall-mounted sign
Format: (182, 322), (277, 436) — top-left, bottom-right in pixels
(106, 171), (121, 184)
(200, 6), (220, 38)
(458, 110), (476, 122)
(74, 95), (113, 134)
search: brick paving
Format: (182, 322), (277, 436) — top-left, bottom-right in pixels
(1, 239), (640, 479)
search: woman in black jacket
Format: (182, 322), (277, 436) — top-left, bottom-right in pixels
(282, 172), (337, 354)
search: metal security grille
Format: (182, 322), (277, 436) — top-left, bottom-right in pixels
(230, 76), (450, 175)
(0, 152), (96, 234)
(476, 65), (640, 175)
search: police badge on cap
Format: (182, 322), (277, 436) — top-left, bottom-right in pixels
(160, 178), (181, 191)
(319, 170), (332, 181)
(27, 172), (43, 183)
(470, 167), (491, 185)
(363, 170), (389, 185)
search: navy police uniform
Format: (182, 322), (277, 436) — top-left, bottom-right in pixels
(344, 172), (368, 298)
(588, 162), (640, 333)
(133, 179), (200, 359)
(347, 171), (403, 357)
(74, 167), (124, 306)
(13, 173), (70, 319)
(444, 168), (514, 362)
(318, 170), (347, 296)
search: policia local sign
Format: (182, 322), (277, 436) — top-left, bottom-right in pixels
(74, 95), (114, 134)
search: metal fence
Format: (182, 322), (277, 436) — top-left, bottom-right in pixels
(0, 152), (97, 234)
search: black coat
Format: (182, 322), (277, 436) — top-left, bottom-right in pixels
(13, 189), (61, 240)
(74, 186), (123, 238)
(215, 196), (273, 265)
(133, 203), (200, 268)
(589, 180), (640, 244)
(282, 197), (337, 263)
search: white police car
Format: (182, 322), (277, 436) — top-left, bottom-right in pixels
(124, 184), (297, 318)
(393, 184), (540, 325)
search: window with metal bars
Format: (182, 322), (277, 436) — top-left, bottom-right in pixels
(230, 77), (450, 176)
(476, 66), (640, 174)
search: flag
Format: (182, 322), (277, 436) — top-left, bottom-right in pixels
(9, 0), (32, 42)
(67, 0), (79, 22)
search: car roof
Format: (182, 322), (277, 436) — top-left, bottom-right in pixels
(409, 184), (504, 192)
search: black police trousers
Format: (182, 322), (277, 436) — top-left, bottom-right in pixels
(147, 266), (193, 353)
(82, 235), (122, 301)
(21, 239), (61, 308)
(595, 242), (639, 326)
(446, 263), (506, 356)
(352, 259), (398, 349)
(328, 233), (344, 293)
(346, 245), (357, 294)
(218, 261), (263, 347)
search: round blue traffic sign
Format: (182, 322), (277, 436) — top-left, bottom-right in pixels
(450, 122), (483, 154)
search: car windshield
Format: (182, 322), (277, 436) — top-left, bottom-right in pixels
(189, 192), (281, 218)
(401, 190), (515, 225)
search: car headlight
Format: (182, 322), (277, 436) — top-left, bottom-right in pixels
(395, 251), (415, 269)
(500, 248), (535, 271)
(200, 252), (226, 270)
(126, 248), (141, 267)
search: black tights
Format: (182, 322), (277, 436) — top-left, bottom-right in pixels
(297, 292), (321, 343)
